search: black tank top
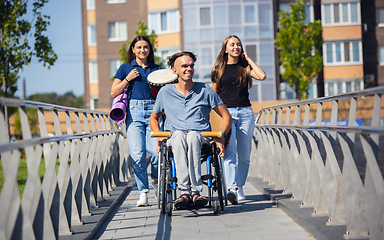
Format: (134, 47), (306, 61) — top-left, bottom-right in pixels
(218, 63), (251, 108)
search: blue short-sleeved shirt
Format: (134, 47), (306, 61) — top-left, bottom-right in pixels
(153, 82), (224, 132)
(114, 59), (163, 100)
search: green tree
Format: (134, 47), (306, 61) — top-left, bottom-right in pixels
(116, 20), (165, 78)
(28, 91), (83, 108)
(275, 0), (323, 100)
(0, 0), (58, 98)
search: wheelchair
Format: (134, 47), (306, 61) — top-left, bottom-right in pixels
(151, 131), (227, 216)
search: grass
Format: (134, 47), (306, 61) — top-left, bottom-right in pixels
(0, 158), (71, 197)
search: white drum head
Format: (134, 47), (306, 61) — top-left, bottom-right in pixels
(147, 69), (178, 86)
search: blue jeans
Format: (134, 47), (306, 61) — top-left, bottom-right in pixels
(126, 99), (158, 193)
(223, 106), (255, 189)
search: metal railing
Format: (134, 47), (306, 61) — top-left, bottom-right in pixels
(0, 98), (129, 239)
(251, 86), (384, 240)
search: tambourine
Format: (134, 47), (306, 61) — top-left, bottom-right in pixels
(147, 69), (178, 97)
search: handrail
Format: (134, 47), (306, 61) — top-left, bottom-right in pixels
(256, 124), (384, 134)
(0, 129), (122, 153)
(0, 97), (108, 115)
(258, 85), (384, 112)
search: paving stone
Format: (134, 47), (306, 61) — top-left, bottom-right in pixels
(92, 182), (316, 240)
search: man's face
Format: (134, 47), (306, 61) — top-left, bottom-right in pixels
(173, 55), (194, 82)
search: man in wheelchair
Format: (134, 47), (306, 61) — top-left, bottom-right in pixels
(149, 51), (232, 209)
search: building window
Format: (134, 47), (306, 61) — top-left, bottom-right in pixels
(244, 5), (255, 23)
(87, 24), (96, 46)
(155, 48), (179, 61)
(214, 6), (226, 26)
(246, 45), (257, 63)
(380, 46), (384, 65)
(259, 3), (272, 37)
(379, 8), (384, 27)
(325, 80), (363, 96)
(322, 2), (360, 26)
(278, 3), (313, 23)
(89, 61), (98, 84)
(108, 21), (127, 42)
(200, 7), (211, 26)
(149, 10), (179, 34)
(229, 4), (241, 25)
(323, 41), (362, 65)
(110, 59), (122, 79)
(90, 98), (98, 110)
(201, 47), (212, 65)
(107, 0), (125, 4)
(86, 0), (95, 10)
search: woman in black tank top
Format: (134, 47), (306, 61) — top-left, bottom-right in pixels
(211, 35), (266, 204)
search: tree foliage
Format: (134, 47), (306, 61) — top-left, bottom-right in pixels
(275, 0), (323, 99)
(0, 0), (57, 98)
(117, 20), (165, 71)
(28, 91), (83, 108)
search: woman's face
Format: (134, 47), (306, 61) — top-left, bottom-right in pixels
(133, 40), (150, 61)
(226, 37), (242, 58)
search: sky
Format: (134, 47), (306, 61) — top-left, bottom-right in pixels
(16, 0), (84, 99)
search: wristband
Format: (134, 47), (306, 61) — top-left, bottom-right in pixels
(125, 77), (129, 83)
(221, 131), (226, 138)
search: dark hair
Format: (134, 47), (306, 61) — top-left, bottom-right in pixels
(127, 35), (155, 64)
(167, 51), (197, 68)
(211, 35), (252, 92)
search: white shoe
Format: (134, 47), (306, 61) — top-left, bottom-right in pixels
(227, 188), (238, 205)
(237, 186), (246, 201)
(137, 193), (148, 207)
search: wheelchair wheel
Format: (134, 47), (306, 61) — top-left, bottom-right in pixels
(167, 201), (172, 216)
(160, 150), (167, 214)
(213, 200), (219, 215)
(213, 147), (225, 212)
(157, 151), (163, 209)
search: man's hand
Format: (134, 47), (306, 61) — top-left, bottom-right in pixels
(156, 137), (167, 153)
(210, 137), (225, 157)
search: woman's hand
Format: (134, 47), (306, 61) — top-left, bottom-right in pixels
(242, 52), (251, 62)
(126, 68), (140, 82)
(242, 52), (267, 80)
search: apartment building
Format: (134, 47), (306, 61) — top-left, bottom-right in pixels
(82, 0), (383, 108)
(179, 0), (277, 101)
(362, 0), (384, 87)
(278, 0), (384, 99)
(82, 0), (276, 110)
(82, 0), (147, 110)
(322, 0), (364, 97)
(379, 1), (384, 84)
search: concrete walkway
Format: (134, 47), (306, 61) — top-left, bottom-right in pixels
(92, 182), (315, 240)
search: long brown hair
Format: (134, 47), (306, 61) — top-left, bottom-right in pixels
(127, 35), (155, 64)
(211, 35), (252, 92)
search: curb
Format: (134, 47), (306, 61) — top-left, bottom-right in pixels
(247, 177), (362, 240)
(59, 179), (134, 240)
(85, 183), (133, 240)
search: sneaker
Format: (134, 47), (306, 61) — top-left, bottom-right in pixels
(137, 193), (148, 207)
(237, 186), (246, 201)
(227, 188), (238, 205)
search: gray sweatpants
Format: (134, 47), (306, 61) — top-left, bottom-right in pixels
(167, 131), (209, 195)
